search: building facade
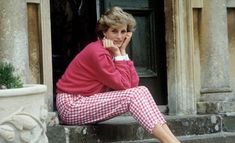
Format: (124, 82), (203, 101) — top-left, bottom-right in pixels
(0, 0), (235, 127)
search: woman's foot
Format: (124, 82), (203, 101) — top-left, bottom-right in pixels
(152, 123), (181, 143)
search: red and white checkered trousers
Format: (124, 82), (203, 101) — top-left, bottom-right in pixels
(56, 86), (166, 134)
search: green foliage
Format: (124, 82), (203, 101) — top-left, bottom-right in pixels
(0, 62), (23, 89)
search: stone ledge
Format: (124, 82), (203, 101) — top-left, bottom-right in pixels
(112, 132), (235, 143)
(46, 114), (226, 143)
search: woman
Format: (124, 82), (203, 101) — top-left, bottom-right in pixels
(56, 6), (180, 143)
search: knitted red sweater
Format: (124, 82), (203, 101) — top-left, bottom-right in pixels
(56, 40), (139, 96)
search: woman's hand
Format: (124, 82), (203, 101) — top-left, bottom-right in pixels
(120, 32), (132, 55)
(102, 38), (121, 56)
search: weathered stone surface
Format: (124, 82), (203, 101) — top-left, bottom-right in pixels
(117, 132), (235, 143)
(0, 84), (48, 143)
(166, 115), (221, 136)
(197, 101), (235, 114)
(223, 113), (235, 132)
(200, 0), (231, 93)
(47, 114), (233, 143)
(0, 0), (29, 83)
(47, 125), (66, 143)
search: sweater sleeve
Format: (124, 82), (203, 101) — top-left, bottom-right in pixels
(127, 61), (139, 87)
(120, 54), (139, 87)
(91, 52), (133, 90)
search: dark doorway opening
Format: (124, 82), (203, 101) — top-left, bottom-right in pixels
(50, 0), (97, 109)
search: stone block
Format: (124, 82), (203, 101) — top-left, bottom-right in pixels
(197, 101), (235, 114)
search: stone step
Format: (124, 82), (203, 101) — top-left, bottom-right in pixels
(110, 132), (235, 143)
(47, 114), (235, 143)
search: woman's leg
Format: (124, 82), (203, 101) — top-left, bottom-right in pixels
(56, 91), (131, 125)
(56, 86), (180, 142)
(125, 86), (180, 143)
(162, 124), (181, 143)
(56, 86), (164, 126)
(152, 123), (176, 143)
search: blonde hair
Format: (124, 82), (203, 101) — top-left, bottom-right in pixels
(96, 6), (136, 38)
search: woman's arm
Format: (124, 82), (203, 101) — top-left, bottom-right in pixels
(92, 54), (133, 90)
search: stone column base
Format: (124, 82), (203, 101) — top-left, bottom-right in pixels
(197, 101), (235, 114)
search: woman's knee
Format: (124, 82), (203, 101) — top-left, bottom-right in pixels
(127, 86), (149, 92)
(137, 86), (149, 91)
(134, 86), (151, 95)
(126, 86), (151, 99)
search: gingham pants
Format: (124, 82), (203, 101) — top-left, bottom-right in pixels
(56, 86), (166, 134)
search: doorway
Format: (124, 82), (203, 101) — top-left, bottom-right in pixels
(50, 0), (167, 109)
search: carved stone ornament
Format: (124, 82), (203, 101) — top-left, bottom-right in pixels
(0, 106), (48, 143)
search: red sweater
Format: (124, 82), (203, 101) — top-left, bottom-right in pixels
(56, 40), (139, 96)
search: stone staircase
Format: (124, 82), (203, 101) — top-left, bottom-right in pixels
(47, 113), (235, 143)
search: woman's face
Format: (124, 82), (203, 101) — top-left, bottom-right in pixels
(103, 24), (127, 48)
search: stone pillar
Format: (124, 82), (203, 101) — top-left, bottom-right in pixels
(198, 0), (234, 113)
(166, 0), (197, 115)
(0, 0), (30, 83)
